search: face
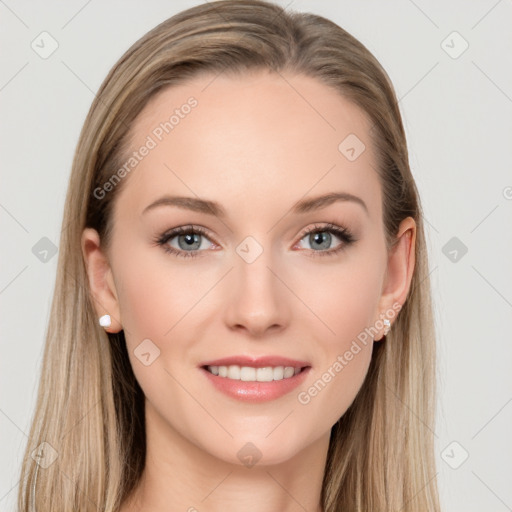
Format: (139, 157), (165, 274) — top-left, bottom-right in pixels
(82, 70), (415, 467)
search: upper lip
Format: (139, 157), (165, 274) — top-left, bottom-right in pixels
(199, 355), (311, 368)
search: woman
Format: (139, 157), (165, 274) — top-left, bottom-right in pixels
(17, 1), (441, 510)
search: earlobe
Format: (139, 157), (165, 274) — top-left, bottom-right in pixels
(81, 227), (122, 333)
(375, 217), (416, 341)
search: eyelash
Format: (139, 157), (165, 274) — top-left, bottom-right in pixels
(153, 222), (356, 259)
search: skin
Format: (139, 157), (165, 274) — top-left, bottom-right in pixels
(82, 70), (416, 512)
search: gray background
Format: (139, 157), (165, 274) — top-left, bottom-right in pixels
(1, 1), (511, 510)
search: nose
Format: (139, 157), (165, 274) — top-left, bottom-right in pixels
(223, 246), (290, 337)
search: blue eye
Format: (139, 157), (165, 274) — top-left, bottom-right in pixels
(154, 222), (355, 259)
(296, 222), (355, 257)
(154, 225), (213, 258)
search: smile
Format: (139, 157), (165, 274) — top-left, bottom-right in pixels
(205, 365), (304, 382)
(200, 365), (311, 402)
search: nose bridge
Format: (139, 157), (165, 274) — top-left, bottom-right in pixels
(224, 233), (288, 334)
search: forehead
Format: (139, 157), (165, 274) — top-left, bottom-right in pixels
(116, 70), (381, 221)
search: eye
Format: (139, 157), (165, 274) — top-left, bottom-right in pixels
(153, 225), (215, 259)
(295, 222), (356, 257)
(153, 222), (356, 259)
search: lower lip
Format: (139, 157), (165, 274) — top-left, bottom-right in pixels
(199, 366), (311, 403)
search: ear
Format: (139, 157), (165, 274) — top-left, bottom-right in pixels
(81, 227), (122, 333)
(374, 216), (416, 341)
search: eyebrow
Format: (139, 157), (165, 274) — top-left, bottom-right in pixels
(142, 191), (369, 218)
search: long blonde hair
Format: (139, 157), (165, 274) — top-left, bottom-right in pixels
(17, 1), (440, 510)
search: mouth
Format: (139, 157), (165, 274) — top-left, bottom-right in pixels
(201, 364), (310, 382)
(199, 364), (312, 402)
(201, 364), (311, 382)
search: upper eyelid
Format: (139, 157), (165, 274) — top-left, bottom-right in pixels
(298, 222), (345, 236)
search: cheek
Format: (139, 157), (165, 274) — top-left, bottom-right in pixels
(114, 251), (207, 407)
(113, 245), (224, 399)
(296, 280), (377, 430)
(304, 341), (374, 431)
(291, 250), (383, 344)
(114, 245), (210, 343)
(291, 253), (382, 425)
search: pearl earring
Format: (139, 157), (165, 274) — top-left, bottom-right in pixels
(99, 314), (111, 328)
(383, 318), (391, 336)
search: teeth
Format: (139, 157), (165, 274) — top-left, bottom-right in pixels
(206, 365), (303, 382)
